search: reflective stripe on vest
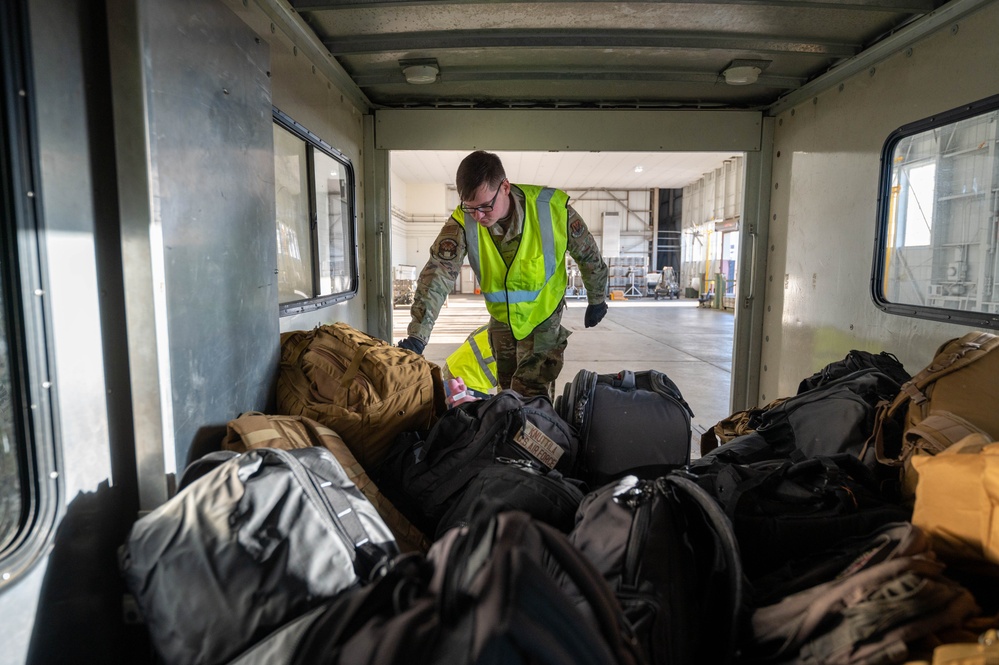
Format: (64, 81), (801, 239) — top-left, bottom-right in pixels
(455, 185), (569, 338)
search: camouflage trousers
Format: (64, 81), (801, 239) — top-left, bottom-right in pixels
(487, 301), (571, 400)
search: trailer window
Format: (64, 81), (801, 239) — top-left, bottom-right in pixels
(273, 110), (358, 314)
(873, 94), (999, 329)
(0, 0), (60, 584)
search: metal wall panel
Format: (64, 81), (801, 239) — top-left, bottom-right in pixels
(762, 0), (999, 402)
(111, 0), (278, 477)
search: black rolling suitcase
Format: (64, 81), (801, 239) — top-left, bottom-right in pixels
(555, 369), (694, 485)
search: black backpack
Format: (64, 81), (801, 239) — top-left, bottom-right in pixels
(376, 390), (579, 535)
(681, 453), (912, 581)
(567, 474), (745, 665)
(433, 457), (585, 539)
(234, 512), (644, 665)
(797, 349), (910, 394)
(753, 368), (909, 466)
(702, 365), (908, 465)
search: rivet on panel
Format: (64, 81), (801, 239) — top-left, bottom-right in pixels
(763, 365), (768, 372)
(776, 151), (781, 158)
(2, 573), (9, 581)
(772, 213), (777, 220)
(34, 289), (43, 296)
(50, 471), (58, 479)
(312, 65), (316, 74)
(774, 182), (779, 189)
(838, 83), (845, 92)
(293, 46), (298, 56)
(26, 191), (33, 198)
(869, 67), (876, 77)
(905, 47), (913, 57)
(18, 90), (26, 97)
(765, 335), (770, 342)
(951, 24), (959, 35)
(270, 23), (275, 33)
(813, 97), (818, 105)
(778, 118), (783, 126)
(42, 381), (51, 389)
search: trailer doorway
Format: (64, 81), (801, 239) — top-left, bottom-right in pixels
(387, 149), (748, 445)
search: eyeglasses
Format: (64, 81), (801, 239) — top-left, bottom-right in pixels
(460, 180), (505, 214)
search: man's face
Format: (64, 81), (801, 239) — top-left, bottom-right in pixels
(461, 179), (509, 228)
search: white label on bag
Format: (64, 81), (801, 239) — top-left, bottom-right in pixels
(513, 420), (564, 469)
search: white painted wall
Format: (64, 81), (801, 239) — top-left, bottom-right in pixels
(681, 157), (745, 294)
(762, 0), (999, 402)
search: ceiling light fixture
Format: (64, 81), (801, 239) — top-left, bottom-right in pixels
(400, 59), (440, 85)
(634, 166), (644, 173)
(721, 59), (771, 86)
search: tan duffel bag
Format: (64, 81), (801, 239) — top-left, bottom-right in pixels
(277, 323), (445, 470)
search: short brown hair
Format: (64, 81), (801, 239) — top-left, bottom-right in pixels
(456, 151), (506, 201)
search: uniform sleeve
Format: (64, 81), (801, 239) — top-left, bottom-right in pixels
(565, 205), (608, 304)
(407, 217), (467, 341)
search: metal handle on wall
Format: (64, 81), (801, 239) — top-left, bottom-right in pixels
(745, 231), (758, 306)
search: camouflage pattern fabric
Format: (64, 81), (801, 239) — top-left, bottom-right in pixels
(488, 303), (571, 399)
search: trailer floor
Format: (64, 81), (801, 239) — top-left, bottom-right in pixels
(393, 294), (735, 457)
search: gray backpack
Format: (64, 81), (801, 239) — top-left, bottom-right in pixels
(120, 447), (398, 665)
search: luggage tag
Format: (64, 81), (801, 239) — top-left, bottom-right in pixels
(512, 420), (564, 470)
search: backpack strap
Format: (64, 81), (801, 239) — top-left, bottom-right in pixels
(871, 333), (999, 465)
(903, 410), (991, 458)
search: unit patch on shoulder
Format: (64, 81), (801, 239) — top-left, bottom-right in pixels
(570, 219), (585, 238)
(437, 238), (459, 260)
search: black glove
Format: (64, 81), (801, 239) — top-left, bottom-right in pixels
(584, 302), (608, 328)
(397, 336), (427, 354)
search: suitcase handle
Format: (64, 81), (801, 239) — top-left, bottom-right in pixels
(612, 370), (636, 391)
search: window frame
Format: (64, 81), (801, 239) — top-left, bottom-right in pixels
(272, 108), (359, 316)
(0, 0), (62, 588)
(871, 93), (999, 329)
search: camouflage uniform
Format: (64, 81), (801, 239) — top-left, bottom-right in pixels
(408, 185), (607, 398)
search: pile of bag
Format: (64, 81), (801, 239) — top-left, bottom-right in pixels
(117, 325), (999, 665)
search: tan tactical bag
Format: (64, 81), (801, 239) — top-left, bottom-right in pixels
(277, 322), (446, 470)
(221, 411), (430, 553)
(869, 331), (999, 497)
(911, 433), (999, 574)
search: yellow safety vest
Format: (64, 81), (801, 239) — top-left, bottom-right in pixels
(443, 324), (498, 395)
(454, 185), (569, 340)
